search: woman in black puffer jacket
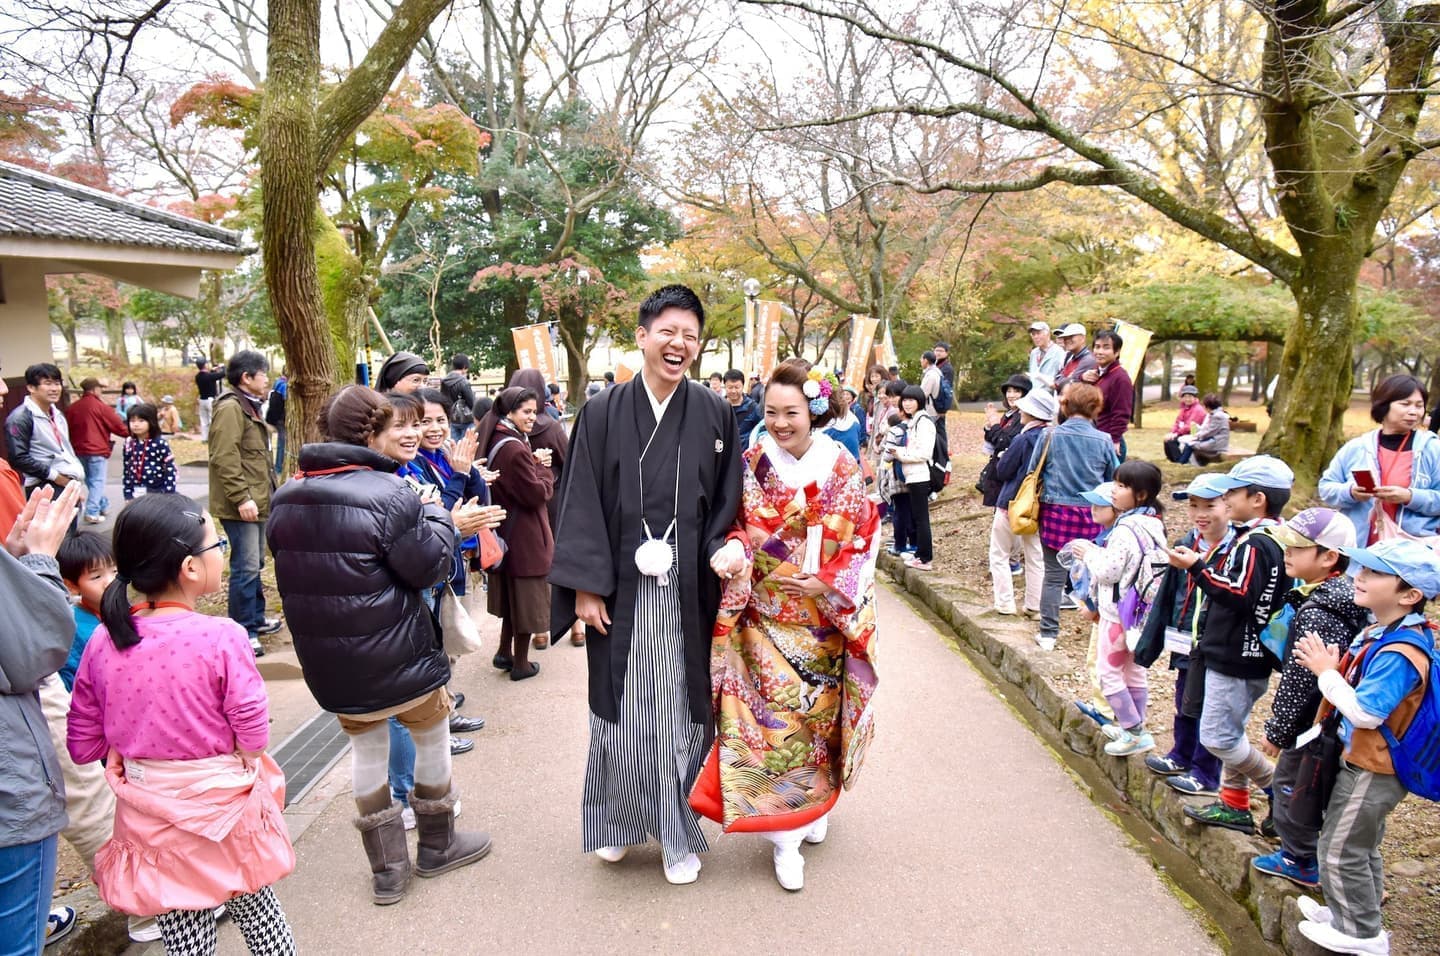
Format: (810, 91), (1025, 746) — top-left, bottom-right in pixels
(267, 385), (491, 905)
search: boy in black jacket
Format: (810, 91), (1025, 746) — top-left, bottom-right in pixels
(1252, 508), (1367, 888)
(1167, 455), (1293, 834)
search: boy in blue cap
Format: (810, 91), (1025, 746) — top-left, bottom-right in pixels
(1293, 538), (1440, 956)
(1140, 473), (1233, 796)
(1168, 455), (1292, 833)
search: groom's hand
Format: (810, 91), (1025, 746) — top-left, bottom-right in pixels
(576, 590), (610, 635)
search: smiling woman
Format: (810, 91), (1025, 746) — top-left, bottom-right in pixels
(1318, 374), (1440, 545)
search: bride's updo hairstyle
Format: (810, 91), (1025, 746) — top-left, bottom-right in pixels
(765, 357), (843, 429)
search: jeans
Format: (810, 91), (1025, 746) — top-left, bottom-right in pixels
(388, 717), (416, 806)
(451, 422), (471, 443)
(1039, 545), (1068, 640)
(0, 835), (57, 956)
(273, 425), (287, 476)
(1199, 668), (1274, 792)
(79, 454), (109, 517)
(1164, 436), (1194, 464)
(220, 518), (267, 634)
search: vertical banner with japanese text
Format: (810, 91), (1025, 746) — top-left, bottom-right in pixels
(511, 322), (560, 384)
(844, 316), (879, 390)
(750, 300), (784, 379)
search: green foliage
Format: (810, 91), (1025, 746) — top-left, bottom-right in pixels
(1045, 275), (1296, 342)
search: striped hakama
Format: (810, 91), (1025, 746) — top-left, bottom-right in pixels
(581, 552), (709, 867)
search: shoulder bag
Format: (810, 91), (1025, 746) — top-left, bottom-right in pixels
(1008, 429), (1054, 536)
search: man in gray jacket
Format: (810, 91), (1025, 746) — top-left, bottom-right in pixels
(0, 482), (84, 950)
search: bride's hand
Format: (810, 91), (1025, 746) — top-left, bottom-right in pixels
(709, 539), (748, 579)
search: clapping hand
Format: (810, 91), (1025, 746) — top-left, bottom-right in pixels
(4, 483), (82, 558)
(445, 431), (479, 475)
(1293, 631), (1340, 677)
(476, 458), (500, 483)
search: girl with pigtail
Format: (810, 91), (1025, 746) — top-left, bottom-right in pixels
(66, 493), (296, 955)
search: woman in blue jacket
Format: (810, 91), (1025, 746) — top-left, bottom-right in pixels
(1318, 375), (1440, 545)
(1026, 382), (1118, 650)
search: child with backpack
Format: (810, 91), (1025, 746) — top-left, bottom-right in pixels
(1251, 508), (1367, 891)
(1068, 462), (1169, 756)
(1168, 455), (1292, 835)
(1293, 538), (1440, 955)
(890, 386), (936, 570)
(66, 494), (296, 953)
(1137, 473), (1233, 798)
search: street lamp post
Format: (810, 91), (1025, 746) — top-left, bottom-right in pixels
(742, 277), (760, 380)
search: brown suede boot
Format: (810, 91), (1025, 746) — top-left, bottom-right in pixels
(354, 795), (411, 905)
(410, 787), (492, 877)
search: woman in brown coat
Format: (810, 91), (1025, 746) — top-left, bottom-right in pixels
(474, 386), (554, 680)
(506, 368), (574, 646)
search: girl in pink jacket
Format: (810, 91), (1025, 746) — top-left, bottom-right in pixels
(68, 493), (295, 955)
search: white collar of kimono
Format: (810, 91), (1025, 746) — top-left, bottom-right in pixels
(639, 372), (678, 422)
(761, 430), (841, 491)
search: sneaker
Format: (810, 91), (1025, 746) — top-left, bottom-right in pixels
(1023, 608), (1040, 620)
(249, 634), (266, 657)
(663, 853), (702, 885)
(994, 605), (1018, 616)
(82, 514), (104, 525)
(1010, 561), (1023, 576)
(1297, 920), (1390, 955)
(1183, 801), (1255, 834)
(1072, 700), (1118, 735)
(255, 618), (284, 636)
(449, 713), (486, 733)
(1165, 774), (1220, 798)
(128, 917), (163, 943)
(449, 736), (475, 755)
(1059, 593), (1080, 611)
(904, 559), (933, 571)
(1104, 730), (1156, 757)
(1033, 633), (1056, 652)
(1297, 895), (1333, 924)
(1145, 754), (1189, 777)
(1260, 811), (1278, 841)
(1252, 851), (1320, 889)
(45, 907), (76, 947)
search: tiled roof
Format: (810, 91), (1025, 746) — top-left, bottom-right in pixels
(0, 160), (244, 255)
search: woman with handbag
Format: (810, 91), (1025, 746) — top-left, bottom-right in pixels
(266, 385), (493, 906)
(473, 386), (555, 681)
(1025, 382), (1117, 651)
(988, 388), (1054, 616)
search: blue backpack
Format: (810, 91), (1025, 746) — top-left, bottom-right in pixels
(1375, 625), (1440, 802)
(934, 372), (954, 413)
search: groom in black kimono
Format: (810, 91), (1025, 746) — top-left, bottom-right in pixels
(550, 284), (743, 883)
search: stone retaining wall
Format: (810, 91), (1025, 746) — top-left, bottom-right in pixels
(883, 555), (1322, 954)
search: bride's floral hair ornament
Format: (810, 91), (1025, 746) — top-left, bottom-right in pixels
(803, 367), (840, 415)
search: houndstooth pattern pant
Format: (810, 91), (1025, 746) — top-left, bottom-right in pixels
(155, 886), (295, 956)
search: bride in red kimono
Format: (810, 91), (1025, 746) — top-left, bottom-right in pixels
(691, 359), (879, 891)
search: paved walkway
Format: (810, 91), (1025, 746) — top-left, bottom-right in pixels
(211, 584), (1218, 955)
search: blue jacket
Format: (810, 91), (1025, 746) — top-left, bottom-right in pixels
(1318, 428), (1440, 542)
(1027, 417), (1117, 505)
(729, 397), (761, 452)
(824, 414), (865, 462)
(994, 422), (1046, 510)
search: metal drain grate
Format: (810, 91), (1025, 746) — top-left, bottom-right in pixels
(272, 711), (350, 808)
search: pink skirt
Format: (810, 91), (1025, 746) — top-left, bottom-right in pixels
(93, 752), (295, 916)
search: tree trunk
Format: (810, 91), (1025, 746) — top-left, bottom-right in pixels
(1160, 342), (1173, 401)
(261, 0), (334, 451)
(1194, 341), (1220, 396)
(1221, 355), (1238, 405)
(104, 307), (128, 363)
(1258, 262), (1359, 501)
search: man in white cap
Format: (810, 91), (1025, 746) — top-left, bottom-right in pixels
(1026, 322), (1065, 393)
(1052, 323), (1096, 391)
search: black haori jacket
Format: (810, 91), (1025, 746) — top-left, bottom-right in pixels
(267, 443), (456, 714)
(549, 378), (742, 724)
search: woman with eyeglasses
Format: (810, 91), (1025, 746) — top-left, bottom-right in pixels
(67, 493), (297, 953)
